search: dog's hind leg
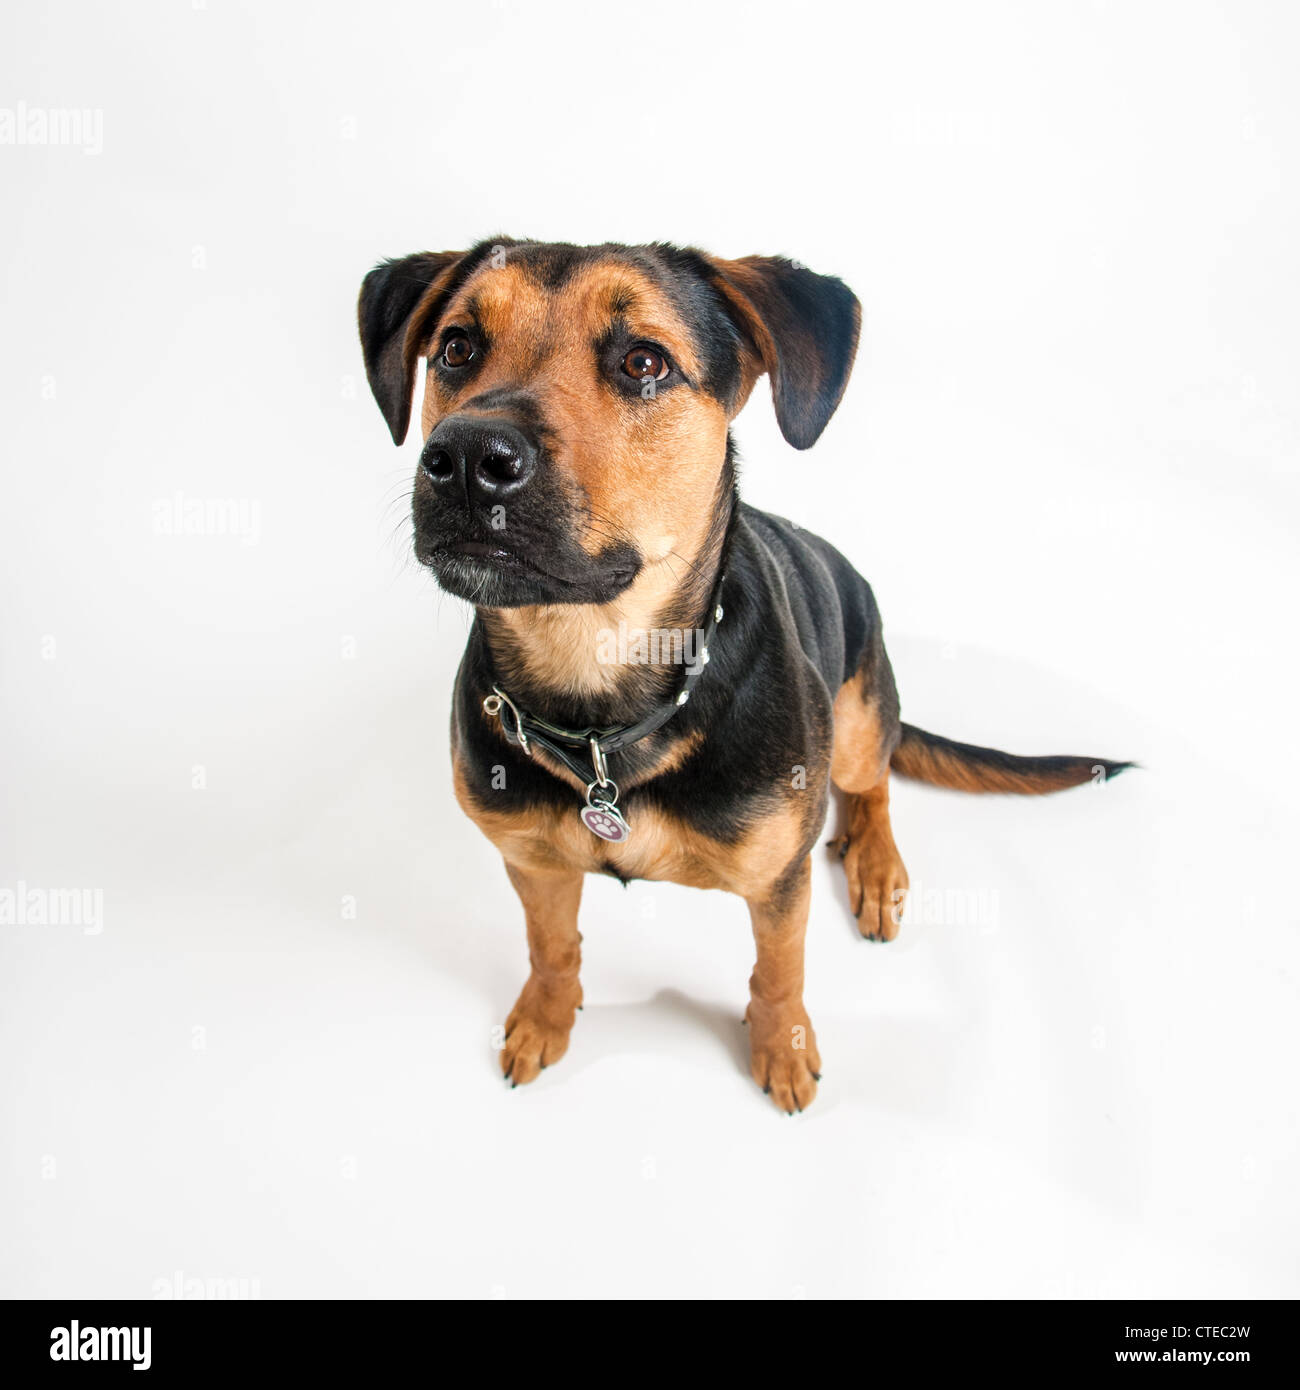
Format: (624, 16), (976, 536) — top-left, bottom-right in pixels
(830, 650), (910, 942)
(499, 861), (585, 1086)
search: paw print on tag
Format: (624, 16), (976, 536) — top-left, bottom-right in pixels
(580, 805), (630, 842)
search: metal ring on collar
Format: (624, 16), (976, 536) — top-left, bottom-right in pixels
(483, 685), (530, 754)
(584, 777), (619, 809)
(589, 736), (610, 786)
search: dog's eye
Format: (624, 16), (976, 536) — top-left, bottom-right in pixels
(442, 335), (475, 368)
(621, 346), (669, 381)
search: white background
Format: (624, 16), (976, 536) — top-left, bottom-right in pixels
(3, 0), (1298, 1298)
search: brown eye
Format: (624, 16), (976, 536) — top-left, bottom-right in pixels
(622, 346), (667, 381)
(442, 334), (474, 368)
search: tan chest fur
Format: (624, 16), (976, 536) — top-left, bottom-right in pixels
(453, 756), (810, 898)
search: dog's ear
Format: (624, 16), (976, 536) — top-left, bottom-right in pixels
(358, 250), (467, 445)
(704, 255), (861, 450)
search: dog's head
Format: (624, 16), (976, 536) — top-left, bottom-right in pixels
(358, 239), (860, 607)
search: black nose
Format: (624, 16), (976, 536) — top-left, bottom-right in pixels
(419, 417), (538, 503)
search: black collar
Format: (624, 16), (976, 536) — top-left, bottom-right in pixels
(481, 573), (727, 797)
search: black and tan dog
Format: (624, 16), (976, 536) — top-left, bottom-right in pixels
(358, 238), (1129, 1113)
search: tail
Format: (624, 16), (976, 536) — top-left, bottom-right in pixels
(890, 723), (1134, 795)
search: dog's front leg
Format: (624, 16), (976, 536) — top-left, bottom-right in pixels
(500, 860), (585, 1086)
(744, 855), (821, 1114)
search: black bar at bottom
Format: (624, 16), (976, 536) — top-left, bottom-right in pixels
(0, 1298), (1282, 1377)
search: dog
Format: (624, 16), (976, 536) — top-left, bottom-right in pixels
(357, 238), (1130, 1113)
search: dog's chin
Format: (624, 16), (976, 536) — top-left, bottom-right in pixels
(417, 540), (638, 608)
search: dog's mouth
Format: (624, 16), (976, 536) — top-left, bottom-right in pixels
(415, 534), (640, 607)
(421, 537), (572, 582)
(441, 538), (546, 570)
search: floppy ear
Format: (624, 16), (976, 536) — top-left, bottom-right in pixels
(357, 250), (467, 445)
(704, 255), (861, 450)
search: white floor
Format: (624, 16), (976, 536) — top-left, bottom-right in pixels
(3, 0), (1299, 1299)
(4, 609), (1297, 1298)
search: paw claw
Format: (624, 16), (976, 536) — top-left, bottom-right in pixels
(837, 795), (908, 943)
(748, 1003), (820, 1114)
(500, 974), (581, 1087)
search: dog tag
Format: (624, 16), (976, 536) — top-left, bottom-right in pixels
(580, 801), (631, 843)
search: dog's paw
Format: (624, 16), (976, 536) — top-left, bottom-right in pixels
(500, 974), (582, 1087)
(745, 1001), (821, 1114)
(833, 814), (909, 942)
